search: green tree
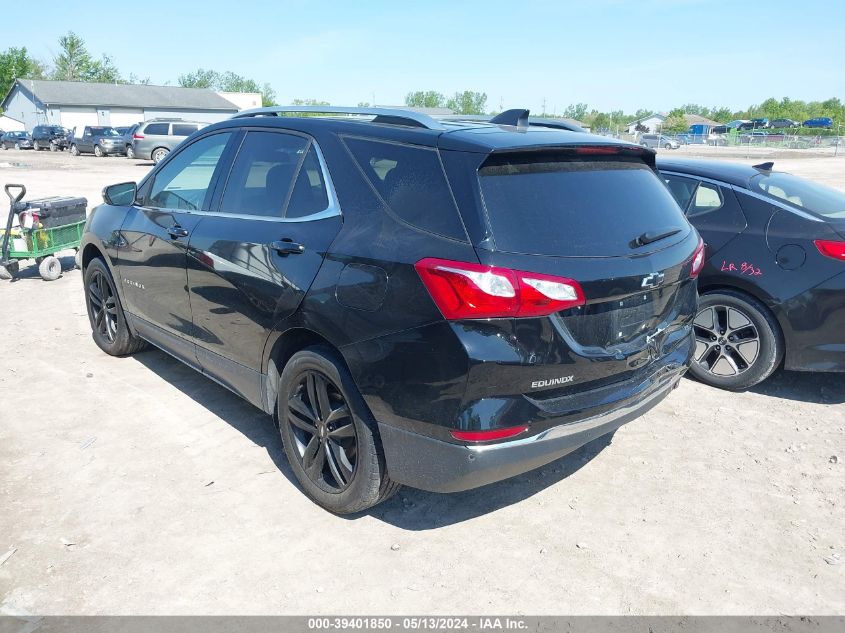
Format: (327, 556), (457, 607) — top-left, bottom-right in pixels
(563, 103), (589, 121)
(405, 90), (445, 109)
(710, 107), (732, 122)
(0, 47), (45, 101)
(446, 90), (487, 115)
(179, 68), (276, 106)
(663, 108), (688, 133)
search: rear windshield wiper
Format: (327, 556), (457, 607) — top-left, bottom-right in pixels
(630, 227), (682, 248)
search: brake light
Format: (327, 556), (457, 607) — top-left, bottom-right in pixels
(415, 258), (585, 320)
(815, 239), (845, 261)
(576, 146), (620, 155)
(450, 425), (529, 442)
(133, 133), (144, 140)
(689, 238), (705, 278)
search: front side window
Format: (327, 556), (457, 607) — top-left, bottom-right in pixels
(146, 132), (231, 211)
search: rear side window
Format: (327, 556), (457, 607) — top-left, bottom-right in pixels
(663, 174), (698, 209)
(344, 137), (466, 240)
(172, 124), (198, 136)
(220, 131), (310, 217)
(478, 154), (689, 257)
(144, 123), (169, 135)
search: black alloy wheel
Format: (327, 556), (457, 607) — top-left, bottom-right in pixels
(87, 267), (119, 344)
(286, 369), (358, 492)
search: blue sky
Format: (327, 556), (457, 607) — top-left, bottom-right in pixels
(4, 0), (843, 114)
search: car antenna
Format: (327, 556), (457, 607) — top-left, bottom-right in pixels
(490, 109), (530, 130)
(753, 161), (774, 171)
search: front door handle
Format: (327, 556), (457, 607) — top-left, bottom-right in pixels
(167, 225), (189, 239)
(271, 239), (305, 255)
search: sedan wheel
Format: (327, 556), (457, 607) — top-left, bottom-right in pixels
(688, 290), (783, 390)
(94, 144), (104, 157)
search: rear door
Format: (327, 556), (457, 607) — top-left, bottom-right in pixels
(115, 131), (234, 367)
(467, 149), (700, 389)
(186, 129), (341, 402)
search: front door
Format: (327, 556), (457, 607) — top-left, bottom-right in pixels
(115, 131), (234, 368)
(186, 130), (341, 404)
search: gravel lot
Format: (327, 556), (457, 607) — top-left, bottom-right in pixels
(1, 147), (843, 615)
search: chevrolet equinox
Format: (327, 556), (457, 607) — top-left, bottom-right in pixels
(80, 106), (703, 513)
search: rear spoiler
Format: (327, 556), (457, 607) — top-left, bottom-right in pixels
(483, 143), (657, 170)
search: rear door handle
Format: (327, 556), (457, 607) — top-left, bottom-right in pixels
(167, 225), (189, 239)
(270, 240), (305, 255)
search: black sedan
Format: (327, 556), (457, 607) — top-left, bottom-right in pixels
(1, 131), (34, 150)
(657, 158), (845, 389)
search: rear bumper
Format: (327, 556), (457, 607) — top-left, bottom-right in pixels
(781, 271), (845, 372)
(379, 359), (686, 493)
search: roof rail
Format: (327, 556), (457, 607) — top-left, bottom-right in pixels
(231, 105), (446, 130)
(437, 113), (586, 133)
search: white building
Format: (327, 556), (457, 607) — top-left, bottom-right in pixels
(1, 79), (249, 131)
(625, 113), (667, 134)
(0, 114), (25, 131)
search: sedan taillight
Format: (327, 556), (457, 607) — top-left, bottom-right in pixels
(690, 238), (705, 278)
(815, 239), (845, 261)
(415, 257), (585, 320)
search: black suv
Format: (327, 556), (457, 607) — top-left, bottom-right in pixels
(80, 106), (702, 513)
(31, 125), (70, 151)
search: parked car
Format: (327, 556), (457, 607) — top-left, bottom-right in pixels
(726, 120), (750, 130)
(769, 118), (800, 129)
(640, 134), (680, 149)
(69, 126), (126, 157)
(80, 106), (702, 513)
(130, 119), (205, 164)
(31, 125), (70, 151)
(115, 124), (141, 158)
(750, 118), (770, 129)
(803, 117), (834, 129)
(658, 158), (845, 389)
(0, 131), (33, 150)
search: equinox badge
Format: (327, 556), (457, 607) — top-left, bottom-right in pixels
(641, 272), (665, 289)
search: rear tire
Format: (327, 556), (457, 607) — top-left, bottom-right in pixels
(126, 145), (135, 159)
(50, 142), (57, 152)
(94, 144), (104, 157)
(33, 140), (41, 151)
(278, 347), (400, 514)
(689, 290), (783, 390)
(38, 255), (62, 281)
(83, 258), (147, 356)
(152, 147), (169, 164)
(70, 144), (79, 156)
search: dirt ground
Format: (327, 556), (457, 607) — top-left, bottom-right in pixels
(1, 147), (843, 616)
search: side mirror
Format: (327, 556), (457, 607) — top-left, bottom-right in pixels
(103, 181), (137, 206)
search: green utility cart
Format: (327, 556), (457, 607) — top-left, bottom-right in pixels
(1, 184), (87, 281)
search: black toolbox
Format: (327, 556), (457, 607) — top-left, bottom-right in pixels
(22, 196), (87, 228)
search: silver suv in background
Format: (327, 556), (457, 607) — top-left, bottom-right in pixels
(130, 119), (206, 163)
(640, 134), (680, 149)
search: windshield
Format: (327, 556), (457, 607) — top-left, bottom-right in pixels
(478, 154), (689, 257)
(92, 127), (120, 137)
(750, 172), (845, 219)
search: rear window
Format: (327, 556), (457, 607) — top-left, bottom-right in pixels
(478, 154), (689, 257)
(172, 124), (199, 136)
(343, 137), (467, 240)
(144, 123), (169, 135)
(750, 172), (845, 219)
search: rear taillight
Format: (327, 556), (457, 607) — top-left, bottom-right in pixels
(576, 146), (620, 155)
(133, 133), (144, 140)
(450, 425), (529, 442)
(415, 257), (585, 320)
(689, 238), (705, 278)
(815, 239), (845, 261)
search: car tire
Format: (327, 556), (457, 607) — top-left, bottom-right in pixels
(14, 142), (20, 150)
(84, 257), (147, 356)
(152, 147), (169, 164)
(94, 144), (104, 157)
(278, 346), (400, 514)
(38, 255), (62, 281)
(49, 142), (57, 152)
(689, 289), (783, 390)
(33, 140), (41, 151)
(126, 145), (135, 159)
(70, 144), (79, 156)
(664, 143), (672, 149)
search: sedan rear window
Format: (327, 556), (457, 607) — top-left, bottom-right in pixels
(750, 172), (845, 219)
(478, 154), (689, 257)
